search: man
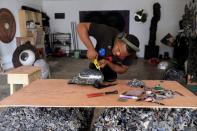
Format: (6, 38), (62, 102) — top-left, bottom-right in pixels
(77, 22), (140, 82)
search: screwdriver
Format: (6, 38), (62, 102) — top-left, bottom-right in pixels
(87, 90), (118, 98)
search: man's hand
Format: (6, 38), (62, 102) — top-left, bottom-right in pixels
(77, 23), (97, 60)
(99, 59), (108, 68)
(87, 49), (98, 61)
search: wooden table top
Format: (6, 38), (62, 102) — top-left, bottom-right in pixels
(0, 79), (196, 108)
(7, 66), (41, 74)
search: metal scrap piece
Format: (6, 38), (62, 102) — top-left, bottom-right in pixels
(127, 79), (145, 87)
(68, 69), (104, 85)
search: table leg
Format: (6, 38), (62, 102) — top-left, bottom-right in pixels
(23, 84), (28, 87)
(90, 108), (105, 130)
(10, 84), (16, 95)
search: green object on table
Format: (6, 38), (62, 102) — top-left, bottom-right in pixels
(154, 85), (164, 90)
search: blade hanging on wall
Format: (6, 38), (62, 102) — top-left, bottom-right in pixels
(0, 8), (16, 43)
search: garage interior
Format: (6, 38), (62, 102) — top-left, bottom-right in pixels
(0, 0), (197, 130)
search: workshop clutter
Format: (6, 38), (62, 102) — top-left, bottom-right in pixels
(51, 33), (71, 57)
(33, 59), (50, 79)
(0, 107), (94, 130)
(127, 79), (145, 87)
(93, 108), (197, 130)
(148, 58), (160, 65)
(12, 41), (50, 79)
(12, 42), (39, 68)
(157, 61), (170, 70)
(118, 79), (184, 105)
(69, 72), (187, 106)
(160, 33), (174, 47)
(0, 107), (195, 130)
(163, 67), (185, 82)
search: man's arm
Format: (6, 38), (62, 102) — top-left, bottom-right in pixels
(77, 23), (98, 60)
(99, 60), (129, 74)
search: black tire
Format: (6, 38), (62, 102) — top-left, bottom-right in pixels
(12, 41), (39, 67)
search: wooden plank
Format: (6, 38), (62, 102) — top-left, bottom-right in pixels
(0, 79), (196, 108)
(7, 66), (41, 85)
(18, 10), (27, 37)
(7, 66), (41, 75)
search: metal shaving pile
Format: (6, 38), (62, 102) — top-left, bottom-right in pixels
(0, 107), (94, 131)
(68, 69), (104, 85)
(128, 79), (145, 87)
(0, 107), (196, 130)
(94, 108), (197, 131)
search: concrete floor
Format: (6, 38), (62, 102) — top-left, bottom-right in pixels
(0, 57), (164, 101)
(49, 57), (164, 80)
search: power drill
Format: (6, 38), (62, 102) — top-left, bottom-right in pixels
(99, 48), (122, 64)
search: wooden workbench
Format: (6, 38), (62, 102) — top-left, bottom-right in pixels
(7, 66), (41, 95)
(0, 79), (196, 108)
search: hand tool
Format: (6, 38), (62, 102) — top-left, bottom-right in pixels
(93, 59), (100, 70)
(119, 95), (138, 99)
(87, 90), (118, 98)
(174, 91), (184, 96)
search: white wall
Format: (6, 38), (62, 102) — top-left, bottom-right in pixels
(0, 0), (42, 70)
(43, 0), (190, 58)
(0, 0), (20, 69)
(18, 0), (43, 10)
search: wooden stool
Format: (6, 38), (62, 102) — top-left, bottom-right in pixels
(7, 66), (41, 95)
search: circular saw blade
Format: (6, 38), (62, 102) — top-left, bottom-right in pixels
(0, 8), (16, 43)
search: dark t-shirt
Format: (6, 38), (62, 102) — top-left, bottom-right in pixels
(88, 23), (133, 66)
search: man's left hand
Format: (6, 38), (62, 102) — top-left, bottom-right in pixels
(98, 59), (108, 68)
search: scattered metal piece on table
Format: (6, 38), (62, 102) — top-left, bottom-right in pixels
(154, 84), (164, 91)
(127, 79), (145, 87)
(134, 84), (185, 105)
(68, 69), (117, 89)
(118, 98), (128, 102)
(68, 69), (104, 85)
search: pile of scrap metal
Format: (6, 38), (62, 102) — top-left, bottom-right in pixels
(0, 107), (94, 130)
(93, 108), (197, 130)
(136, 85), (183, 105)
(123, 79), (183, 105)
(127, 79), (145, 87)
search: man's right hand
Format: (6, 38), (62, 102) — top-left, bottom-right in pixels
(87, 49), (98, 61)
